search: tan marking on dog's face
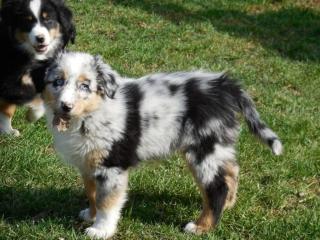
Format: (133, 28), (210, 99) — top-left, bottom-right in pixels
(78, 74), (88, 82)
(83, 176), (97, 218)
(71, 92), (103, 118)
(14, 30), (29, 44)
(42, 11), (48, 19)
(223, 161), (239, 209)
(49, 24), (61, 40)
(70, 73), (102, 117)
(0, 101), (16, 118)
(21, 73), (34, 86)
(62, 69), (69, 80)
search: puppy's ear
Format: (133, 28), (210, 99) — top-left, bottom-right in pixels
(94, 55), (119, 99)
(52, 0), (76, 45)
(44, 51), (63, 83)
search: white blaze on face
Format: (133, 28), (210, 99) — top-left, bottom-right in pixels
(29, 0), (51, 57)
(59, 84), (76, 109)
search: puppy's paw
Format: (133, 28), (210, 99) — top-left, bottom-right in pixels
(85, 226), (115, 239)
(184, 221), (203, 235)
(79, 208), (95, 222)
(0, 128), (20, 137)
(11, 129), (21, 137)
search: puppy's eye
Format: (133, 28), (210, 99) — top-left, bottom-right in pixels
(79, 83), (90, 92)
(53, 79), (64, 87)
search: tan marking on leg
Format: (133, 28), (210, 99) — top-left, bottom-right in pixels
(83, 176), (97, 218)
(14, 30), (28, 44)
(0, 101), (16, 118)
(85, 149), (108, 172)
(187, 163), (215, 234)
(96, 189), (125, 211)
(195, 188), (215, 234)
(96, 172), (128, 212)
(223, 161), (239, 209)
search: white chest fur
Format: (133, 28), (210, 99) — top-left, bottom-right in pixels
(45, 96), (127, 173)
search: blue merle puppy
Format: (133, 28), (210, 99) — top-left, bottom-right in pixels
(43, 51), (283, 239)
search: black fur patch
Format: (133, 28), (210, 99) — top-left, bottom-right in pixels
(168, 84), (180, 95)
(182, 76), (244, 147)
(205, 167), (228, 225)
(102, 83), (143, 170)
(187, 135), (217, 164)
(184, 77), (238, 130)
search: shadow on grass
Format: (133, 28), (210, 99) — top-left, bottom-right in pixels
(0, 186), (199, 227)
(125, 190), (200, 226)
(0, 186), (84, 222)
(111, 0), (320, 62)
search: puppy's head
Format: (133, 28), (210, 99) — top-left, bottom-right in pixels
(1, 0), (76, 60)
(44, 52), (119, 123)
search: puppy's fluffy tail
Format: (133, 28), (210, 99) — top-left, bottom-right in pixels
(238, 90), (283, 155)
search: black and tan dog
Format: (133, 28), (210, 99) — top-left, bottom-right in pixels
(0, 0), (75, 136)
(43, 51), (283, 239)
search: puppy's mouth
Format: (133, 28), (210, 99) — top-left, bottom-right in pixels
(34, 44), (49, 53)
(52, 113), (71, 132)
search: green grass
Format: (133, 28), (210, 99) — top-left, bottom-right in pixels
(1, 0), (319, 239)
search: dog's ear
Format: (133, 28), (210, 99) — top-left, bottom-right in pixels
(52, 0), (76, 45)
(94, 55), (119, 99)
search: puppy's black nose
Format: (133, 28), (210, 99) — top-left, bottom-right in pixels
(36, 35), (45, 43)
(61, 102), (73, 113)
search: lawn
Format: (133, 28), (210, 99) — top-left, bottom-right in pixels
(0, 0), (319, 239)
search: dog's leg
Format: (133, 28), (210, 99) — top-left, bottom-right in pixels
(223, 161), (239, 210)
(26, 95), (45, 123)
(85, 168), (128, 240)
(0, 101), (20, 136)
(79, 175), (97, 222)
(184, 144), (239, 235)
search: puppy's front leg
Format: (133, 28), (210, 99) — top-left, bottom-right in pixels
(85, 168), (128, 240)
(79, 175), (97, 222)
(0, 101), (19, 136)
(26, 95), (45, 123)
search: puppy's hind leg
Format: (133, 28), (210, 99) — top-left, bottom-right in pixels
(184, 144), (239, 235)
(85, 168), (128, 240)
(0, 101), (20, 136)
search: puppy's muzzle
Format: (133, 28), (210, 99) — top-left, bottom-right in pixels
(61, 102), (74, 113)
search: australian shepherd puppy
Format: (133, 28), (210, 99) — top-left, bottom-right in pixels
(43, 52), (283, 239)
(0, 0), (75, 136)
